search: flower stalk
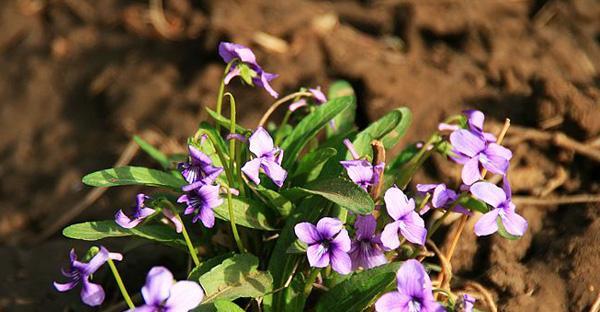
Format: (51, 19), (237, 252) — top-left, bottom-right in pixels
(107, 258), (135, 309)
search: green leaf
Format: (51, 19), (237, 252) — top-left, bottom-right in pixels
(281, 96), (355, 168)
(213, 197), (277, 231)
(238, 63), (257, 85)
(326, 81), (356, 137)
(193, 300), (245, 312)
(379, 107), (412, 150)
(497, 218), (522, 240)
(62, 220), (187, 248)
(286, 239), (307, 254)
(352, 108), (411, 156)
(458, 196), (489, 213)
(133, 135), (170, 169)
(255, 185), (294, 217)
(315, 262), (402, 312)
(198, 254), (273, 303)
(189, 252), (236, 281)
(205, 108), (250, 134)
(283, 176), (374, 215)
(293, 147), (337, 179)
(82, 166), (186, 189)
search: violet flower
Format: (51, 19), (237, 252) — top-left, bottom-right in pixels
(340, 139), (384, 190)
(115, 194), (183, 233)
(349, 215), (387, 270)
(177, 183), (223, 228)
(131, 266), (203, 312)
(115, 193), (155, 229)
(218, 42), (279, 98)
(416, 184), (470, 215)
(294, 217), (352, 275)
(456, 294), (475, 312)
(375, 259), (444, 312)
(381, 187), (427, 248)
(241, 127), (287, 188)
(54, 246), (123, 307)
(470, 178), (527, 237)
(464, 110), (496, 142)
(449, 129), (512, 185)
(288, 86), (328, 112)
(178, 145), (223, 185)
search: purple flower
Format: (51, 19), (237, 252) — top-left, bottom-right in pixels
(340, 139), (384, 190)
(375, 259), (444, 312)
(349, 215), (387, 270)
(456, 294), (475, 312)
(132, 266), (204, 312)
(177, 183), (223, 228)
(470, 178), (527, 237)
(309, 86), (327, 104)
(54, 246), (123, 307)
(241, 127), (287, 188)
(115, 193), (156, 229)
(294, 217), (352, 275)
(218, 42), (279, 98)
(450, 129), (512, 185)
(464, 110), (496, 142)
(381, 187), (427, 248)
(178, 145), (223, 185)
(415, 184), (470, 215)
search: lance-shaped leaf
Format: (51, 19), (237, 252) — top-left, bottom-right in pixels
(293, 147), (337, 180)
(192, 300), (245, 312)
(281, 96), (354, 168)
(315, 262), (402, 312)
(326, 80), (356, 137)
(82, 166), (186, 189)
(255, 185), (294, 217)
(62, 220), (187, 248)
(198, 254), (273, 303)
(283, 176), (374, 215)
(213, 197), (277, 231)
(205, 108), (250, 134)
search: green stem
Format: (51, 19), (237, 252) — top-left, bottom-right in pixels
(215, 60), (236, 132)
(178, 215), (201, 266)
(107, 258), (134, 309)
(235, 144), (246, 197)
(226, 187), (245, 252)
(397, 134), (439, 189)
(274, 109), (293, 145)
(303, 269), (321, 298)
(416, 193), (431, 213)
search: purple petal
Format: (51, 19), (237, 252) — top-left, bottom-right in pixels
(249, 127), (274, 158)
(397, 259), (433, 297)
(261, 159), (287, 187)
(431, 184), (452, 208)
(485, 143), (512, 160)
(289, 99), (308, 112)
(381, 221), (401, 250)
(309, 87), (327, 104)
(164, 281), (204, 311)
(416, 183), (439, 193)
(198, 184), (224, 209)
(294, 222), (320, 245)
(343, 139), (360, 160)
(500, 210), (528, 237)
(450, 129), (486, 157)
(340, 160), (373, 188)
(306, 244), (330, 268)
(349, 241), (387, 270)
(197, 206), (216, 228)
(54, 281), (78, 292)
(316, 217), (343, 240)
(398, 213), (427, 246)
(354, 215), (377, 240)
(384, 187), (415, 221)
(461, 157), (482, 185)
(331, 228), (352, 252)
(470, 182), (506, 208)
(241, 158), (262, 185)
(142, 266), (173, 305)
(115, 209), (141, 229)
(502, 176), (512, 201)
(223, 66), (241, 85)
(438, 122), (460, 132)
(80, 279), (105, 307)
(330, 248), (352, 275)
(162, 209), (183, 233)
(375, 291), (408, 312)
(74, 246), (110, 276)
(474, 209), (500, 236)
(218, 42), (257, 65)
(464, 110), (485, 133)
(188, 146), (212, 166)
(480, 153), (509, 176)
(255, 71), (279, 98)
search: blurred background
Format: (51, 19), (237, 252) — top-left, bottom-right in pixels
(0, 0), (599, 311)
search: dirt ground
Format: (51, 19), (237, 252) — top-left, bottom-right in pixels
(0, 0), (599, 311)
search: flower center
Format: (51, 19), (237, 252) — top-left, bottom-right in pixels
(408, 299), (422, 312)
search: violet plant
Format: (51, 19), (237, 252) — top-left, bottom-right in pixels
(57, 41), (526, 311)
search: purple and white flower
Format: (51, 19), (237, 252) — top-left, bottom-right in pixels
(131, 266), (203, 312)
(115, 193), (156, 229)
(470, 178), (527, 237)
(177, 183), (223, 228)
(218, 42), (279, 98)
(54, 246), (123, 307)
(349, 215), (387, 270)
(449, 129), (512, 185)
(375, 259), (444, 312)
(241, 127), (287, 188)
(294, 217), (352, 275)
(381, 187), (427, 248)
(340, 139), (384, 190)
(416, 184), (470, 215)
(289, 86), (328, 112)
(178, 145), (223, 185)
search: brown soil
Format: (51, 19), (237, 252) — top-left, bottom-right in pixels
(0, 0), (599, 311)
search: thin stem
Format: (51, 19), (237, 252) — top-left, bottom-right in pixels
(258, 91), (312, 127)
(107, 258), (134, 309)
(303, 269), (321, 298)
(226, 186), (245, 252)
(235, 144), (246, 197)
(397, 134), (439, 189)
(481, 118), (511, 179)
(215, 60), (236, 132)
(178, 215), (201, 266)
(369, 140), (386, 200)
(274, 109), (293, 145)
(416, 193), (431, 213)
